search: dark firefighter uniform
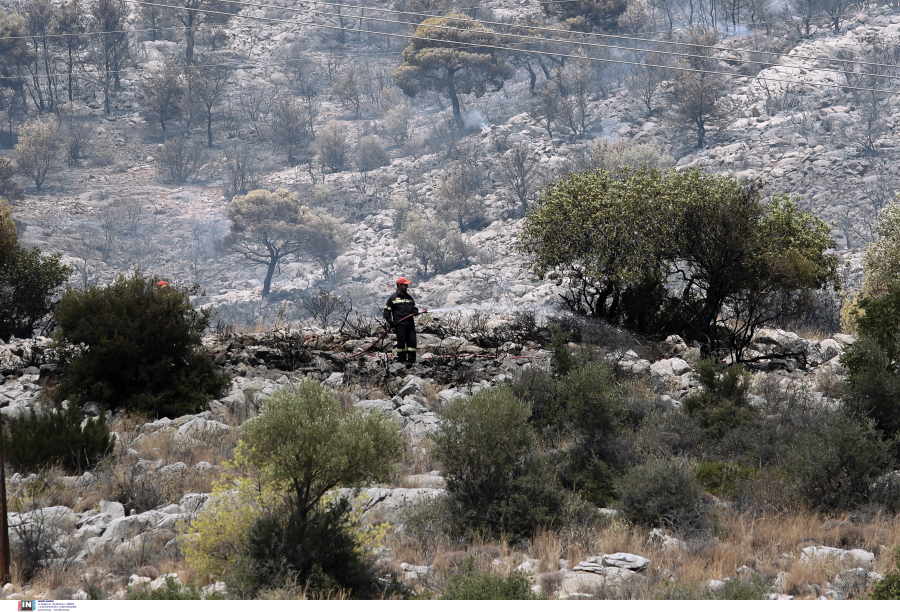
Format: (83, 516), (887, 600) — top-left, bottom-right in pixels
(384, 289), (418, 363)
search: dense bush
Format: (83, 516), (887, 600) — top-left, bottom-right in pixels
(236, 498), (379, 598)
(871, 548), (900, 600)
(440, 557), (536, 600)
(842, 337), (900, 443)
(430, 387), (567, 538)
(52, 271), (230, 418)
(520, 167), (839, 358)
(615, 459), (709, 535)
(225, 380), (401, 595)
(3, 403), (114, 474)
(682, 359), (758, 440)
(127, 576), (221, 600)
(0, 201), (70, 342)
(790, 410), (893, 510)
(694, 461), (759, 499)
(557, 361), (634, 506)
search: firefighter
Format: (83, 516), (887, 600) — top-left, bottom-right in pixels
(383, 277), (418, 364)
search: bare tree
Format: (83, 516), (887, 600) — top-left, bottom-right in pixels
(838, 46), (899, 156)
(163, 0), (238, 66)
(223, 145), (259, 199)
(90, 0), (128, 114)
(498, 144), (541, 217)
(271, 95), (312, 165)
(627, 51), (667, 118)
(667, 30), (733, 149)
(332, 65), (362, 117)
(22, 0), (59, 112)
(55, 0), (87, 102)
(317, 121), (348, 173)
(141, 55), (185, 132)
(156, 136), (206, 183)
(188, 59), (228, 147)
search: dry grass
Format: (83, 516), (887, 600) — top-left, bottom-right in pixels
(387, 505), (900, 600)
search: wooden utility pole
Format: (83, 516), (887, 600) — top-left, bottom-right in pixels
(0, 419), (10, 584)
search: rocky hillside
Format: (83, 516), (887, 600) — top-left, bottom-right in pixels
(2, 315), (898, 599)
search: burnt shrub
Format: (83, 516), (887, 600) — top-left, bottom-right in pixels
(52, 271), (230, 419)
(4, 403), (114, 474)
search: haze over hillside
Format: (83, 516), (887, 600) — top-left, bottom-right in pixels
(1, 0), (896, 324)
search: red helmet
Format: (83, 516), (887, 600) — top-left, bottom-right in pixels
(396, 277), (410, 285)
(157, 281), (168, 288)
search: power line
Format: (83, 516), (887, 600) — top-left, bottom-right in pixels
(125, 0), (900, 95)
(293, 0), (900, 72)
(283, 1), (900, 83)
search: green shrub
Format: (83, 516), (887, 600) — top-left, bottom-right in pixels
(550, 328), (576, 377)
(694, 461), (759, 499)
(51, 271), (230, 418)
(790, 410), (893, 510)
(682, 359), (757, 439)
(842, 337), (900, 443)
(440, 557), (536, 600)
(871, 547), (900, 600)
(126, 576), (224, 600)
(508, 366), (559, 434)
(236, 498), (376, 598)
(4, 403), (114, 474)
(615, 459), (709, 535)
(430, 387), (567, 539)
(556, 361), (632, 505)
(233, 380), (401, 595)
(717, 575), (769, 600)
(0, 201), (70, 342)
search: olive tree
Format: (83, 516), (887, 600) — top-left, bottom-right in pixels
(241, 379), (401, 533)
(862, 199), (900, 295)
(520, 166), (840, 358)
(393, 14), (513, 131)
(14, 118), (60, 191)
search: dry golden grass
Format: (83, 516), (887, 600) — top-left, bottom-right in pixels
(386, 506), (900, 600)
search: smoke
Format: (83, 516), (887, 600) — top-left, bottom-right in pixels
(717, 24), (751, 37)
(463, 109), (490, 130)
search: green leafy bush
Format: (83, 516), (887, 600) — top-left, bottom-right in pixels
(615, 459), (708, 535)
(430, 387), (567, 538)
(508, 366), (558, 433)
(440, 557), (536, 600)
(51, 271), (230, 418)
(790, 410), (893, 510)
(4, 403), (114, 474)
(236, 498), (375, 598)
(694, 461), (758, 499)
(842, 336), (900, 443)
(682, 359), (757, 439)
(127, 576), (224, 600)
(0, 201), (70, 342)
(229, 379), (401, 596)
(717, 575), (769, 600)
(557, 361), (632, 506)
(871, 547), (900, 600)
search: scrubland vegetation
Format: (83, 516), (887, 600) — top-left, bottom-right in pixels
(3, 0), (900, 601)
